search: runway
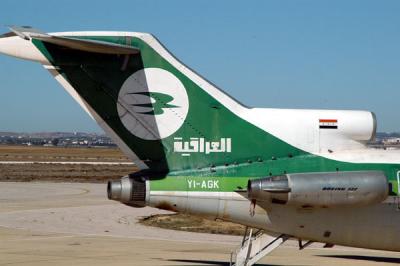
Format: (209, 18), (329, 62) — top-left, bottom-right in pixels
(1, 182), (399, 266)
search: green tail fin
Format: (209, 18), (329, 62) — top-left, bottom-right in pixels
(32, 32), (300, 172)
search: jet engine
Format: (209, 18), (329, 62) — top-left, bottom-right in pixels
(107, 175), (148, 207)
(247, 171), (388, 208)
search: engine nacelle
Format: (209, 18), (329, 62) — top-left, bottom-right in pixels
(248, 171), (389, 208)
(107, 175), (149, 207)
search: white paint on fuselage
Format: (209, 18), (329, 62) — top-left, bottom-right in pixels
(317, 149), (400, 164)
(149, 190), (400, 252)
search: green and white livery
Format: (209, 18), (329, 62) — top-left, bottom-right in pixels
(1, 26), (400, 266)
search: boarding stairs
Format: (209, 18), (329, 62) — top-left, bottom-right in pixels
(230, 227), (289, 266)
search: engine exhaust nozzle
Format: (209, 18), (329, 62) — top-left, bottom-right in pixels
(107, 175), (147, 207)
(107, 180), (122, 201)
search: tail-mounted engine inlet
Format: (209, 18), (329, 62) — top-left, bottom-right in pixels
(247, 175), (291, 204)
(247, 171), (388, 208)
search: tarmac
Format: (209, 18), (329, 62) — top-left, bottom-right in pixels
(1, 182), (400, 266)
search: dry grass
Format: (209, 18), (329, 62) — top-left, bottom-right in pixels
(0, 163), (136, 183)
(0, 145), (129, 162)
(0, 145), (136, 182)
(140, 213), (247, 236)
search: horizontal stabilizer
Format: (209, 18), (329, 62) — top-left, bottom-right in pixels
(9, 26), (139, 55)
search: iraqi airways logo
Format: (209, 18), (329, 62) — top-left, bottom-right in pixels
(117, 68), (189, 140)
(129, 92), (178, 115)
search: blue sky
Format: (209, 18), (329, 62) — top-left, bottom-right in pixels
(0, 0), (399, 132)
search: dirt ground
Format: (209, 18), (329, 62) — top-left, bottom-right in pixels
(0, 163), (136, 182)
(140, 213), (247, 236)
(0, 145), (136, 182)
(0, 145), (129, 162)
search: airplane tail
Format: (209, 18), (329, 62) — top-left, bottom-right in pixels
(0, 27), (302, 173)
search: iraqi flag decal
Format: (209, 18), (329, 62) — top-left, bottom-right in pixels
(319, 119), (338, 129)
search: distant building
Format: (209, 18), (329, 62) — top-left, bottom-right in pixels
(0, 131), (116, 147)
(383, 138), (400, 145)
